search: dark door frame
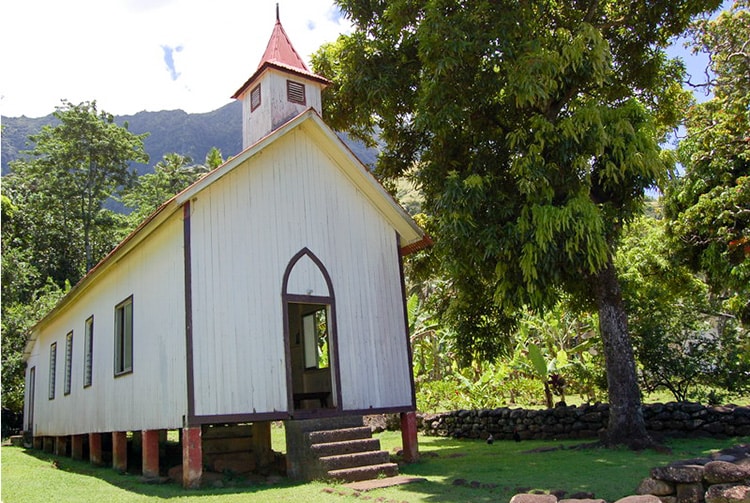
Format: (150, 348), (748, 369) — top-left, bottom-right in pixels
(281, 248), (342, 418)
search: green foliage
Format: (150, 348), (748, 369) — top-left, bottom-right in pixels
(617, 214), (750, 401)
(204, 147), (225, 170)
(317, 0), (721, 446)
(407, 293), (457, 383)
(121, 152), (210, 227)
(1, 280), (67, 412)
(5, 100), (148, 274)
(664, 0), (750, 324)
(409, 289), (607, 412)
(527, 344), (549, 382)
(416, 361), (549, 413)
(513, 303), (606, 407)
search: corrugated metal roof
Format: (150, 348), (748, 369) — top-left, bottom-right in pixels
(232, 17), (329, 100)
(259, 18), (309, 73)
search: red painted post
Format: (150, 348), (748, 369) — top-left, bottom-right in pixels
(89, 433), (103, 465)
(142, 430), (160, 478)
(400, 411), (419, 463)
(71, 434), (85, 460)
(182, 426), (202, 489)
(112, 431), (128, 473)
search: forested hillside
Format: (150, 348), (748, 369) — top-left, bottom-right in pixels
(2, 101), (376, 176)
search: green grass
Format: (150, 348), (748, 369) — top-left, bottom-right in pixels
(3, 433), (748, 502)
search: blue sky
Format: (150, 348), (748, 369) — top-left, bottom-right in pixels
(1, 0), (350, 118)
(1, 0), (722, 119)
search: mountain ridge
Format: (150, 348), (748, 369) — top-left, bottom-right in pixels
(1, 101), (376, 176)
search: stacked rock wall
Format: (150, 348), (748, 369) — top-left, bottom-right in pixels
(421, 403), (750, 441)
(507, 444), (749, 503)
(636, 445), (750, 503)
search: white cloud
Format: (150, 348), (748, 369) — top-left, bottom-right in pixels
(1, 0), (351, 118)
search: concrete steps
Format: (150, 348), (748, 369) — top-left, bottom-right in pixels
(308, 426), (372, 444)
(306, 421), (399, 483)
(327, 462), (399, 482)
(310, 438), (381, 457)
(319, 450), (391, 471)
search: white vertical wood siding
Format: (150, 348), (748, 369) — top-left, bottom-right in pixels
(242, 69), (324, 147)
(190, 126), (412, 416)
(24, 213), (187, 436)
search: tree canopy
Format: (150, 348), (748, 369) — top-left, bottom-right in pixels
(121, 151), (215, 225)
(313, 0), (721, 447)
(664, 0), (750, 326)
(5, 100), (148, 275)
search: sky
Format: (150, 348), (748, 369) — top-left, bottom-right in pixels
(1, 0), (352, 118)
(1, 0), (721, 120)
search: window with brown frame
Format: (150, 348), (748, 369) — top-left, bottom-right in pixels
(114, 297), (133, 376)
(286, 80), (306, 105)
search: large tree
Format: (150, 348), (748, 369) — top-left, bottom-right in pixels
(664, 0), (750, 326)
(7, 100), (148, 275)
(313, 0), (720, 447)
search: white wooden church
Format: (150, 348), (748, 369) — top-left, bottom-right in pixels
(23, 11), (429, 487)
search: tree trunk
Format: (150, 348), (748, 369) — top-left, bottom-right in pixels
(591, 257), (653, 449)
(543, 381), (554, 409)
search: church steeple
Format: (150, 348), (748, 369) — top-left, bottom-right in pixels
(232, 5), (330, 148)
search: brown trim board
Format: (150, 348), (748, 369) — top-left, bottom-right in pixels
(397, 233), (418, 410)
(183, 202), (196, 422)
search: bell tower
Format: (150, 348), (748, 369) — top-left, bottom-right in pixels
(232, 6), (330, 148)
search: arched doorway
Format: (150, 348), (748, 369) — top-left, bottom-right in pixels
(281, 248), (341, 414)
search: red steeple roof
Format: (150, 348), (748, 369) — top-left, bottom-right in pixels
(231, 8), (329, 99)
(259, 17), (310, 73)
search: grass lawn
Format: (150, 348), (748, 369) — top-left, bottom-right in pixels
(2, 433), (748, 502)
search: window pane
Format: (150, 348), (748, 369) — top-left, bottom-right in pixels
(48, 343), (56, 400)
(64, 332), (73, 395)
(114, 297), (133, 375)
(316, 309), (329, 369)
(114, 306), (123, 372)
(123, 301), (132, 371)
(303, 308), (329, 369)
(303, 313), (317, 369)
(84, 317), (93, 387)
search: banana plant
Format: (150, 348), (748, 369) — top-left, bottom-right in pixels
(407, 294), (455, 382)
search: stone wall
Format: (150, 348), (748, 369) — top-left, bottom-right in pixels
(507, 444), (750, 503)
(637, 444), (750, 503)
(420, 403), (750, 441)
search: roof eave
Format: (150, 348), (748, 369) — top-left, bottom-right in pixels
(231, 62), (331, 100)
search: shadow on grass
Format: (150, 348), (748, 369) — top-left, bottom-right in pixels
(386, 435), (750, 502)
(13, 434), (750, 502)
(392, 437), (596, 503)
(18, 447), (309, 499)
